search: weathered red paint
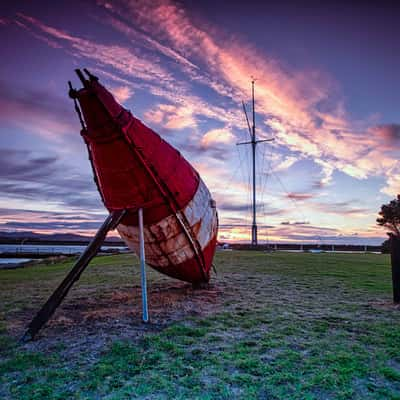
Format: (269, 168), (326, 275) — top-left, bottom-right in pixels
(75, 75), (218, 283)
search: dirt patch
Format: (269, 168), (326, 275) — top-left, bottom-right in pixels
(10, 280), (224, 357)
(368, 300), (400, 311)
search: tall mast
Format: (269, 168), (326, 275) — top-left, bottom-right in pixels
(251, 80), (257, 246)
(237, 80), (274, 247)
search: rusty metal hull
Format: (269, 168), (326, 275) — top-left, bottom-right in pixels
(74, 72), (218, 283)
(118, 179), (218, 282)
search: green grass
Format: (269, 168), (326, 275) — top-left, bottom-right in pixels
(1, 251), (399, 399)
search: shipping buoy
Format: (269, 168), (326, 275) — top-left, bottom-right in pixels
(20, 69), (218, 342)
(74, 70), (218, 284)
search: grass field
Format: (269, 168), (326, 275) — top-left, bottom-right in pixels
(1, 251), (400, 399)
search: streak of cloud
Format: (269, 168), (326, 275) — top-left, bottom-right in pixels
(4, 1), (397, 243)
(286, 192), (314, 200)
(94, 0), (399, 196)
(0, 80), (75, 142)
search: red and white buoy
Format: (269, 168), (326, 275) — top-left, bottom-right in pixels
(75, 70), (218, 284)
(21, 69), (218, 341)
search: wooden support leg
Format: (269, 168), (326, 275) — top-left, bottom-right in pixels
(20, 210), (126, 342)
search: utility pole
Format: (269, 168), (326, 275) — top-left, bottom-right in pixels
(237, 80), (274, 247)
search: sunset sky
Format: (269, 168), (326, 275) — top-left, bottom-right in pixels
(0, 0), (398, 244)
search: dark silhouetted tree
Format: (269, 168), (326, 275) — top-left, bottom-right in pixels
(377, 194), (400, 236)
(377, 194), (400, 303)
(381, 238), (390, 254)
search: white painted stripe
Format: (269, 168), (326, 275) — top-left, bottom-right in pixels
(117, 179), (218, 267)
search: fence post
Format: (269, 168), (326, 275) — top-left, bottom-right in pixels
(390, 235), (400, 303)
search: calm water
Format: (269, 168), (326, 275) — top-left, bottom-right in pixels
(0, 244), (128, 265)
(0, 258), (32, 265)
(0, 244), (127, 253)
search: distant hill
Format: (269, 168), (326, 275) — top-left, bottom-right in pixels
(0, 231), (125, 245)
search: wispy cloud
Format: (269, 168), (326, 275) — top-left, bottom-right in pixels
(0, 80), (75, 142)
(16, 11), (246, 135)
(281, 221), (310, 226)
(286, 192), (314, 201)
(313, 201), (371, 217)
(110, 85), (133, 103)
(218, 202), (285, 215)
(17, 13), (177, 89)
(372, 123), (400, 145)
(14, 4), (400, 193)
(145, 103), (197, 130)
(7, 1), (397, 242)
(0, 149), (102, 212)
(0, 207), (106, 236)
(201, 127), (234, 147)
(94, 0), (399, 196)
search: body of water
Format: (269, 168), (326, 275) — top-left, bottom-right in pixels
(0, 244), (129, 265)
(0, 258), (32, 265)
(0, 244), (127, 254)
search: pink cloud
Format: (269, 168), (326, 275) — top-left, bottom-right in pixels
(103, 15), (199, 71)
(15, 3), (399, 201)
(272, 156), (298, 173)
(201, 128), (234, 147)
(371, 124), (400, 146)
(13, 18), (62, 49)
(144, 103), (196, 130)
(286, 193), (314, 201)
(17, 13), (177, 91)
(110, 85), (133, 103)
(99, 0), (398, 195)
(17, 13), (246, 132)
(0, 94), (74, 142)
